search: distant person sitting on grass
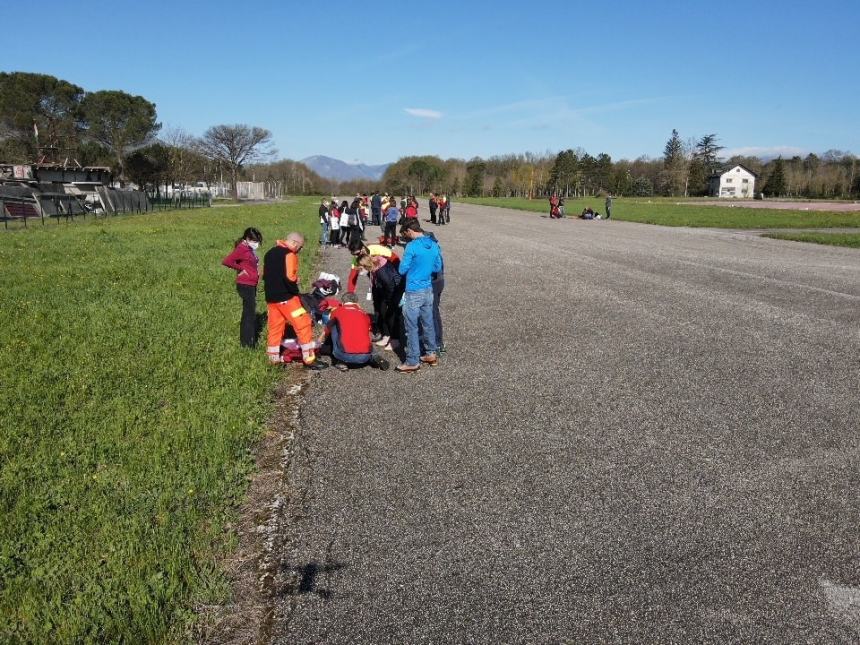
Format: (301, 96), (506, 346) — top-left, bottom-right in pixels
(318, 292), (390, 371)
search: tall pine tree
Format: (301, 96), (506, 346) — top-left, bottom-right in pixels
(695, 134), (724, 175)
(764, 157), (787, 196)
(661, 129), (688, 196)
(663, 129), (684, 166)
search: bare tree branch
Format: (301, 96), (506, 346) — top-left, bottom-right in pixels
(195, 124), (276, 199)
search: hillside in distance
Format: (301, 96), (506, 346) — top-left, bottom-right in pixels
(301, 155), (390, 182)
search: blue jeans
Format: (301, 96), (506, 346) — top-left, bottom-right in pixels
(320, 221), (329, 245)
(402, 288), (436, 366)
(331, 324), (371, 365)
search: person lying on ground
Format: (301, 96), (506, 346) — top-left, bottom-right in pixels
(299, 275), (341, 324)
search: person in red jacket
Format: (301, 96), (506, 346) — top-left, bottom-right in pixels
(222, 227), (263, 348)
(319, 293), (390, 371)
(549, 194), (560, 218)
(405, 197), (418, 219)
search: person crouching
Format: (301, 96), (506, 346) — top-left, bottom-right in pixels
(262, 232), (321, 369)
(319, 292), (390, 371)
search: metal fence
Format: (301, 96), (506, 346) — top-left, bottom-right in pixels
(236, 182), (266, 200)
(1, 187), (211, 229)
(146, 192), (212, 211)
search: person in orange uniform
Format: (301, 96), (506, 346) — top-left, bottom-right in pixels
(262, 232), (320, 368)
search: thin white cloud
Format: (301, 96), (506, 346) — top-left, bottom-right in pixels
(721, 145), (806, 159)
(405, 108), (443, 119)
(455, 96), (667, 130)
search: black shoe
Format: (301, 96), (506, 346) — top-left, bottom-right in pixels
(305, 360), (328, 371)
(373, 356), (390, 371)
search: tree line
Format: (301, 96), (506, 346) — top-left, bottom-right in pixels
(332, 134), (858, 200)
(269, 136), (858, 200)
(0, 71), (328, 198)
(2, 72), (856, 200)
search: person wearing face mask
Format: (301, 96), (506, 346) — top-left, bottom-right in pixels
(222, 227), (263, 348)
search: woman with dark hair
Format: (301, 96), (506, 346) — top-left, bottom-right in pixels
(222, 227), (263, 347)
(339, 200), (350, 246)
(328, 201), (341, 247)
(319, 198), (330, 246)
(348, 197), (363, 245)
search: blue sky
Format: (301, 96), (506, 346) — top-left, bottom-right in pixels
(5, 0), (858, 165)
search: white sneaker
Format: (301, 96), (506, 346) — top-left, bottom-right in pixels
(375, 336), (390, 347)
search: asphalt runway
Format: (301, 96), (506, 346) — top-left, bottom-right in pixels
(273, 203), (860, 643)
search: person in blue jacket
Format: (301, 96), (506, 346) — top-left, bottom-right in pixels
(395, 219), (443, 372)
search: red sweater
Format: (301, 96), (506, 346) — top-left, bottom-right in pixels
(222, 242), (259, 286)
(326, 304), (372, 354)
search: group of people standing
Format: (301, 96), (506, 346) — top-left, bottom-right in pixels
(223, 194), (448, 374)
(319, 191), (453, 250)
(319, 196), (368, 247)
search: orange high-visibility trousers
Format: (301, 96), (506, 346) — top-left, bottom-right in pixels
(266, 296), (316, 364)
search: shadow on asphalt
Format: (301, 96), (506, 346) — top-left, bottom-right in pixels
(285, 562), (348, 600)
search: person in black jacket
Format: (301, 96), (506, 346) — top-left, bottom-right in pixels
(371, 191), (382, 226)
(424, 230), (446, 353)
(318, 199), (330, 246)
(361, 255), (404, 351)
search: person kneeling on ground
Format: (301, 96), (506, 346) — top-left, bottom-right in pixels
(318, 292), (390, 371)
(263, 232), (322, 369)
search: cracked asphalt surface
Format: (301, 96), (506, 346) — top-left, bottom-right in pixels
(273, 203), (860, 643)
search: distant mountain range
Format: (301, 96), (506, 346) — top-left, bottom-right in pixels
(301, 155), (390, 183)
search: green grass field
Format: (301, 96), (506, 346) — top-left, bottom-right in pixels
(460, 197), (860, 229)
(0, 199), (320, 642)
(762, 232), (860, 248)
